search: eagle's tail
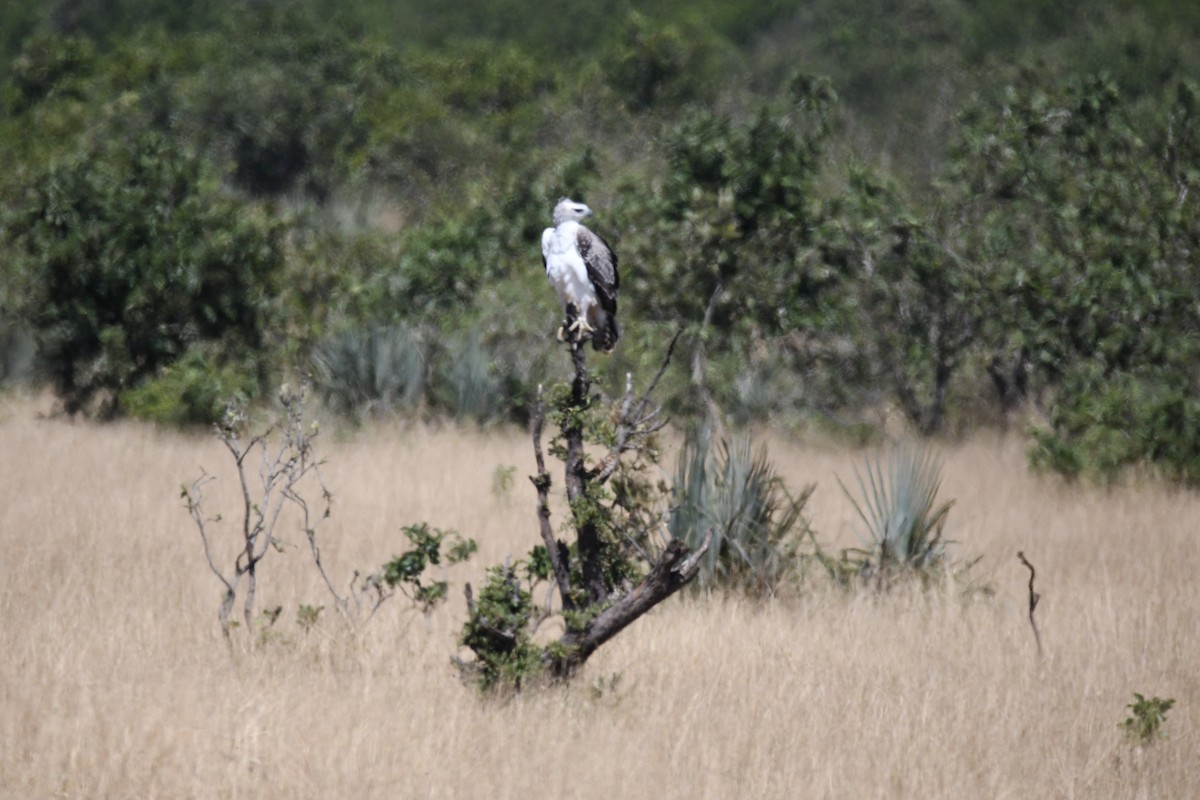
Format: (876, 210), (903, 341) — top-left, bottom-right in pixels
(591, 314), (620, 354)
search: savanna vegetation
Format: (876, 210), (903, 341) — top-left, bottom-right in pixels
(1, 398), (1196, 796)
(3, 0), (1200, 480)
(1, 1), (1197, 794)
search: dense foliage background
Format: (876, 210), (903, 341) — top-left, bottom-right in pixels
(2, 0), (1199, 481)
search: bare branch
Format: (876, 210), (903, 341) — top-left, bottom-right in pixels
(184, 386), (384, 638)
(529, 384), (573, 609)
(589, 329), (682, 486)
(1017, 551), (1044, 659)
(631, 327), (682, 424)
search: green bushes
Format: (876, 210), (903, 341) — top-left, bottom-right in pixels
(949, 75), (1200, 482)
(121, 349), (259, 427)
(5, 2), (1200, 485)
(603, 11), (721, 110)
(3, 125), (283, 417)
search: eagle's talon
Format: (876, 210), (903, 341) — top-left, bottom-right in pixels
(568, 317), (595, 336)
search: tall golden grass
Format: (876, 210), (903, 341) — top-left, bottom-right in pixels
(1, 395), (1196, 798)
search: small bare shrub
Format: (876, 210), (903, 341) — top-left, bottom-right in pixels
(182, 385), (473, 639)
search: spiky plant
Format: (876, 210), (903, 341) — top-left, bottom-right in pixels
(837, 444), (953, 580)
(670, 423), (813, 596)
(312, 324), (426, 417)
(436, 327), (502, 422)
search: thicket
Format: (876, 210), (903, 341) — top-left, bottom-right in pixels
(3, 0), (1200, 481)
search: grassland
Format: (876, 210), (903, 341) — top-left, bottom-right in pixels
(1, 393), (1196, 798)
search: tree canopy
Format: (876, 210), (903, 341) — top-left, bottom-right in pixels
(3, 0), (1200, 481)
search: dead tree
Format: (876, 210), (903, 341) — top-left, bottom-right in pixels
(463, 330), (710, 685)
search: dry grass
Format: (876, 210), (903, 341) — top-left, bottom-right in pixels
(1, 395), (1197, 798)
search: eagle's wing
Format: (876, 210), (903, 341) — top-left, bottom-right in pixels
(576, 226), (619, 313)
(541, 227), (553, 274)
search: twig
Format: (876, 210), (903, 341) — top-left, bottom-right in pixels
(1017, 551), (1043, 659)
(692, 283), (725, 432)
(589, 328), (682, 485)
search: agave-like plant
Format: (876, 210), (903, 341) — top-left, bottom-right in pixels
(436, 327), (503, 422)
(670, 423), (813, 596)
(312, 324), (427, 417)
(837, 444), (953, 578)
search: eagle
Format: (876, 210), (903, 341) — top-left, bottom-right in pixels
(541, 197), (620, 353)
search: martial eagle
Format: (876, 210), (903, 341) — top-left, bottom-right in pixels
(541, 197), (620, 353)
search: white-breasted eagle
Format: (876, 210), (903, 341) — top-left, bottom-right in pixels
(541, 197), (620, 353)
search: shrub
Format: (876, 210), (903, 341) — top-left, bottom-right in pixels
(950, 74), (1200, 481)
(7, 30), (96, 114)
(120, 349), (259, 427)
(1119, 693), (1175, 744)
(603, 11), (719, 110)
(3, 125), (283, 417)
(312, 324), (428, 419)
(459, 562), (545, 691)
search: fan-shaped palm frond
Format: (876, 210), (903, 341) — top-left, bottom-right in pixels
(837, 444), (952, 575)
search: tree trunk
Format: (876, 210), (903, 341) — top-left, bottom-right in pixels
(546, 533), (711, 678)
(541, 332), (708, 679)
(564, 342), (608, 607)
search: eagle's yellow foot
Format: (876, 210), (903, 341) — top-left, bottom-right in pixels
(556, 326), (567, 342)
(568, 316), (596, 335)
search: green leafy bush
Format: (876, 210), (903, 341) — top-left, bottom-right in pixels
(950, 74), (1200, 480)
(1030, 366), (1200, 485)
(179, 6), (398, 200)
(3, 125), (283, 417)
(459, 561), (545, 691)
(1120, 693), (1175, 744)
(603, 11), (720, 110)
(120, 349), (258, 427)
(381, 524), (477, 614)
(7, 30), (96, 113)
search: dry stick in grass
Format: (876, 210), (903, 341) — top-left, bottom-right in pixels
(1017, 551), (1043, 658)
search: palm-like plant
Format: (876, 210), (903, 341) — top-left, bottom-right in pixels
(837, 444), (953, 580)
(670, 423), (813, 596)
(312, 324), (427, 417)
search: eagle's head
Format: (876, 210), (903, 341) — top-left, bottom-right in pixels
(552, 197), (593, 227)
